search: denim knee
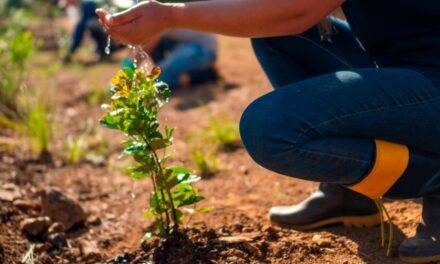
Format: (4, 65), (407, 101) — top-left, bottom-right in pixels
(239, 95), (302, 173)
(240, 99), (269, 168)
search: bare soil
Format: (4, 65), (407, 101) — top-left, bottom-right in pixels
(0, 35), (423, 264)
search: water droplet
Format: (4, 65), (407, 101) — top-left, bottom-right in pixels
(105, 36), (111, 55)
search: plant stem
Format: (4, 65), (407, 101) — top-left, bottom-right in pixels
(166, 189), (179, 230)
(160, 188), (171, 230)
(135, 135), (166, 232)
(153, 173), (166, 232)
(146, 139), (179, 231)
(144, 137), (175, 232)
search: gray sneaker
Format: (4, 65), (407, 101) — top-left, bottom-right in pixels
(269, 183), (381, 230)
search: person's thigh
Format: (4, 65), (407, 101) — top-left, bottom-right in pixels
(251, 17), (374, 89)
(240, 68), (440, 184)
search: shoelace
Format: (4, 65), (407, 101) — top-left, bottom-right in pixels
(374, 198), (394, 256)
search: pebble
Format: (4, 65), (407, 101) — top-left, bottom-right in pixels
(47, 222), (65, 234)
(219, 236), (253, 243)
(47, 233), (67, 248)
(40, 187), (87, 230)
(13, 199), (41, 211)
(87, 215), (102, 226)
(312, 234), (332, 247)
(81, 241), (101, 259)
(20, 216), (52, 237)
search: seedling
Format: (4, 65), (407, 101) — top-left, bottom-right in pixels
(191, 148), (220, 177)
(207, 114), (241, 151)
(23, 94), (52, 155)
(0, 11), (38, 115)
(101, 67), (209, 237)
(66, 119), (109, 165)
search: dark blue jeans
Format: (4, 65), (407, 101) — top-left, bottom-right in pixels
(240, 18), (440, 186)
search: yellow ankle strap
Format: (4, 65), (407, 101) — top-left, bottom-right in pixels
(348, 139), (409, 199)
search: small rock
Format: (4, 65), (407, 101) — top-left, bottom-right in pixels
(0, 187), (20, 202)
(40, 188), (87, 230)
(219, 236), (253, 243)
(69, 247), (81, 257)
(242, 242), (262, 258)
(81, 241), (101, 259)
(47, 233), (67, 248)
(225, 248), (247, 259)
(87, 216), (102, 226)
(47, 222), (65, 234)
(261, 225), (275, 233)
(13, 199), (41, 211)
(312, 234), (332, 247)
(105, 213), (116, 221)
(242, 226), (253, 232)
(226, 256), (238, 262)
(238, 165), (249, 175)
(141, 237), (160, 252)
(35, 242), (52, 253)
(20, 217), (52, 237)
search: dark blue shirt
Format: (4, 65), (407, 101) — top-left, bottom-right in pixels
(342, 0), (440, 68)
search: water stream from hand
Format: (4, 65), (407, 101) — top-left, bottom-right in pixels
(105, 0), (154, 74)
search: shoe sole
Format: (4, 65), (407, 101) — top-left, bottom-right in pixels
(270, 213), (381, 231)
(400, 254), (440, 264)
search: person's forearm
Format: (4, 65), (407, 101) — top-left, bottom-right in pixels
(167, 0), (344, 38)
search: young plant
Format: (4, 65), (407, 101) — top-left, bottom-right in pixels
(66, 135), (87, 164)
(65, 119), (109, 165)
(0, 11), (38, 115)
(191, 148), (220, 177)
(23, 96), (52, 155)
(207, 114), (242, 151)
(101, 67), (208, 237)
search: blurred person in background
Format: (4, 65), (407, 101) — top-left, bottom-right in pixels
(138, 29), (218, 89)
(98, 1), (440, 263)
(60, 0), (122, 62)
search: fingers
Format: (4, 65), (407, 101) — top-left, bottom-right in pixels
(107, 21), (144, 45)
(106, 5), (144, 27)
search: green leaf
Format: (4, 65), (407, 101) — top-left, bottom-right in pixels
(123, 141), (146, 155)
(183, 207), (214, 215)
(171, 184), (204, 207)
(150, 192), (165, 214)
(149, 131), (163, 139)
(143, 209), (156, 219)
(179, 174), (201, 184)
(196, 207), (214, 214)
(123, 67), (134, 79)
(126, 165), (152, 179)
(173, 208), (185, 224)
(100, 115), (119, 130)
(160, 166), (193, 190)
(150, 139), (171, 150)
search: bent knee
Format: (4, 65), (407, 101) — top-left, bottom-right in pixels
(240, 96), (301, 170)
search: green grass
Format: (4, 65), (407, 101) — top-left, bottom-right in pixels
(22, 94), (52, 155)
(207, 114), (242, 151)
(191, 148), (220, 177)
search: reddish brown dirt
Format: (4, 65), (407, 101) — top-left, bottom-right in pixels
(0, 36), (423, 264)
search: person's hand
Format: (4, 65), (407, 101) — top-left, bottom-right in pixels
(96, 1), (173, 46)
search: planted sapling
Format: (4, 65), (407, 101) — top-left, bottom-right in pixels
(101, 67), (209, 237)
